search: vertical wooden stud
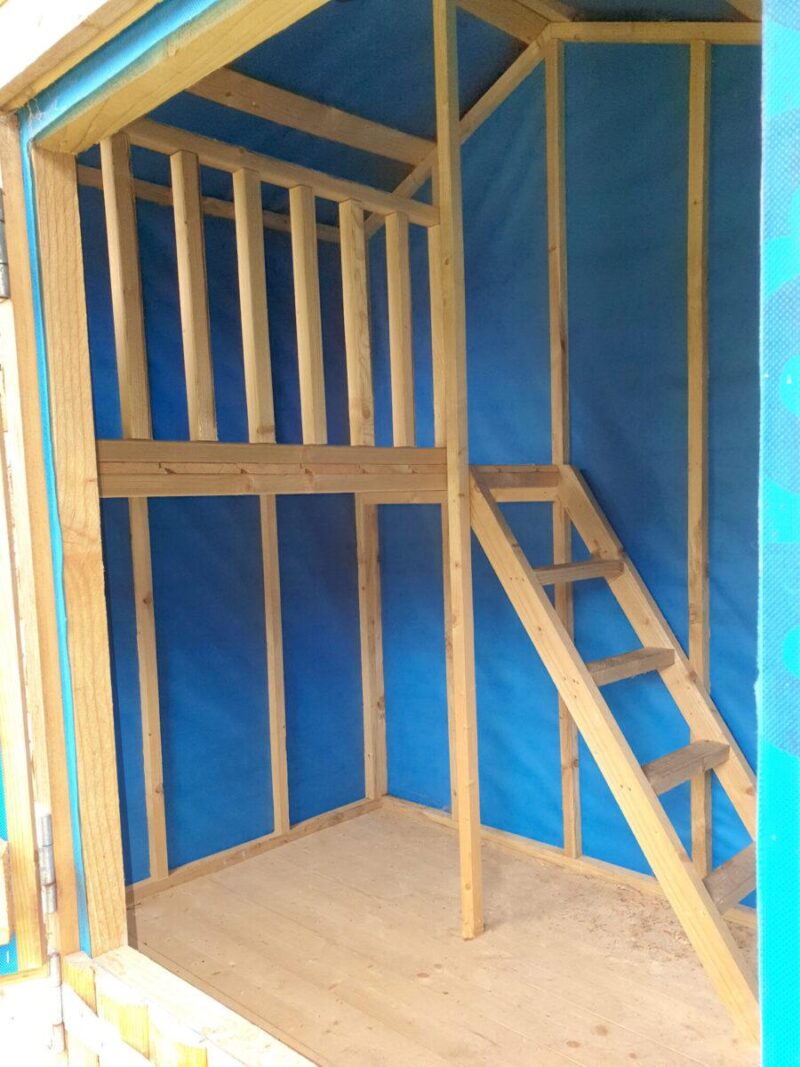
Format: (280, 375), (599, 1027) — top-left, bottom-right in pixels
(101, 132), (169, 883)
(386, 211), (415, 446)
(170, 149), (217, 442)
(429, 221), (459, 818)
(33, 147), (127, 956)
(433, 0), (484, 939)
(233, 168), (290, 836)
(233, 168), (275, 443)
(546, 38), (581, 859)
(687, 40), (712, 876)
(355, 499), (387, 799)
(289, 184), (327, 444)
(339, 199), (375, 447)
(340, 198), (386, 799)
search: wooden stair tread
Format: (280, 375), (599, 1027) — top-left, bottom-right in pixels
(642, 740), (730, 796)
(704, 844), (757, 914)
(531, 559), (623, 585)
(586, 647), (674, 686)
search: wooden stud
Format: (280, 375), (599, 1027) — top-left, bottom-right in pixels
(78, 163), (341, 243)
(0, 115), (80, 955)
(470, 473), (758, 1040)
(290, 185), (327, 445)
(433, 0), (484, 939)
(190, 68), (434, 165)
(340, 201), (386, 803)
(545, 37), (581, 860)
(233, 167), (290, 837)
(101, 132), (169, 884)
(428, 219), (459, 817)
(129, 120), (439, 228)
(355, 499), (387, 800)
(233, 168), (275, 444)
(687, 40), (713, 879)
(259, 496), (290, 836)
(170, 150), (217, 442)
(0, 840), (12, 946)
(339, 200), (375, 447)
(32, 146), (127, 956)
(386, 212), (416, 447)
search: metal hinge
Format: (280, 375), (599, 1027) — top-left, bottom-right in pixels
(37, 810), (57, 916)
(0, 189), (9, 301)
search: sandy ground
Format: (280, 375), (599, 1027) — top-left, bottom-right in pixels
(0, 976), (65, 1065)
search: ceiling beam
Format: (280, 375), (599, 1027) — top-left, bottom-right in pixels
(188, 67), (434, 166)
(725, 0), (761, 19)
(516, 0), (576, 20)
(457, 0), (547, 43)
(548, 20), (760, 43)
(37, 0), (330, 153)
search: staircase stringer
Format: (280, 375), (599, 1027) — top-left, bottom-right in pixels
(469, 472), (759, 1041)
(559, 466), (756, 838)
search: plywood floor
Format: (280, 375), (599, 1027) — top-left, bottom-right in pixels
(129, 805), (759, 1067)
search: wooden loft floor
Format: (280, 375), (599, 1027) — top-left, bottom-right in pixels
(128, 805), (757, 1067)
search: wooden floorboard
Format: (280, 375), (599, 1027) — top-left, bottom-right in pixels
(129, 807), (758, 1067)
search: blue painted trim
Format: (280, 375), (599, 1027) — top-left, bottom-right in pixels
(24, 0), (236, 144)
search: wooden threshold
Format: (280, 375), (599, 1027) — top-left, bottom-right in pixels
(97, 440), (447, 497)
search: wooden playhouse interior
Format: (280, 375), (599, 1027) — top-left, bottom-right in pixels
(13, 2), (763, 1064)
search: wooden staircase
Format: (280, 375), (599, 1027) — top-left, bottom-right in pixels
(469, 466), (759, 1040)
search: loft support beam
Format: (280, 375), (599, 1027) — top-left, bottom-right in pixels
(545, 37), (581, 859)
(433, 0), (484, 940)
(687, 40), (712, 878)
(457, 0), (547, 42)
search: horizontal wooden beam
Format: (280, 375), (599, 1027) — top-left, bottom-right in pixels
(547, 21), (761, 44)
(97, 440), (447, 497)
(189, 67), (434, 165)
(531, 559), (624, 585)
(77, 163), (340, 243)
(126, 119), (439, 226)
(457, 0), (547, 43)
(38, 0), (331, 153)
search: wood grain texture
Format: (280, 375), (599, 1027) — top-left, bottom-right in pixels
(433, 0), (484, 940)
(131, 806), (758, 1067)
(32, 146), (127, 956)
(170, 149), (217, 442)
(355, 500), (387, 800)
(385, 212), (415, 447)
(290, 185), (327, 444)
(78, 163), (341, 242)
(457, 0), (546, 42)
(190, 67), (434, 165)
(339, 200), (375, 446)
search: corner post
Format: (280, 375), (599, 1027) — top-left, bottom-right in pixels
(432, 0), (483, 938)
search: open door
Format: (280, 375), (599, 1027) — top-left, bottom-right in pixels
(0, 117), (47, 977)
